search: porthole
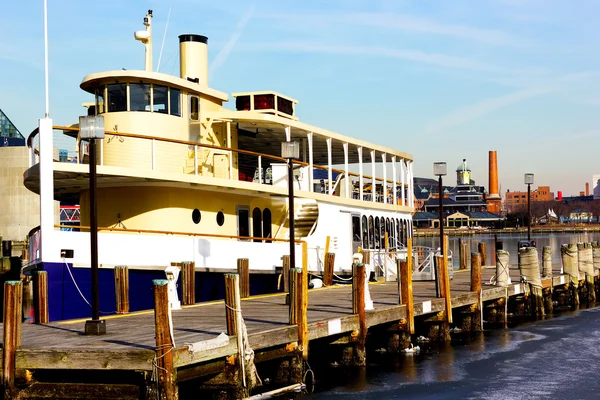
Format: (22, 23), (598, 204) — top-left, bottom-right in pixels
(217, 211), (225, 226)
(192, 209), (201, 224)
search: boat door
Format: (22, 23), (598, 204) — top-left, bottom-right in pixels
(351, 213), (362, 254)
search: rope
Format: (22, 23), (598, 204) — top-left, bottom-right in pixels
(63, 261), (115, 314)
(518, 247), (541, 288)
(495, 250), (510, 287)
(561, 243), (579, 285)
(577, 242), (595, 278)
(542, 246), (552, 278)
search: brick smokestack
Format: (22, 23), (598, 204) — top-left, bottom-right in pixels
(586, 182), (590, 196)
(487, 150), (501, 214)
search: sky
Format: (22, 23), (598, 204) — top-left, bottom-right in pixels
(1, 0), (599, 196)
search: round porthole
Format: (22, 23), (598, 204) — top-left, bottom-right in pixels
(216, 211), (225, 226)
(192, 209), (201, 224)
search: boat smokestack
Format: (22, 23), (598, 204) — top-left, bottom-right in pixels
(179, 34), (208, 86)
(487, 150), (501, 214)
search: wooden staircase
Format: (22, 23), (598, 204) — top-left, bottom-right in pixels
(293, 201), (319, 239)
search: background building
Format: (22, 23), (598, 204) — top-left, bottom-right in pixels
(505, 186), (554, 214)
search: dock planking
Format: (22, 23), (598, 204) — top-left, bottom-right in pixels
(2, 264), (565, 378)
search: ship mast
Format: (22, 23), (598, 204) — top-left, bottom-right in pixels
(134, 10), (153, 72)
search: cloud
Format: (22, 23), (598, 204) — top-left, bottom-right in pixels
(260, 12), (525, 47)
(209, 5), (254, 75)
(244, 41), (508, 73)
(424, 86), (555, 134)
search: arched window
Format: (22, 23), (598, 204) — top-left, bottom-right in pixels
(385, 218), (391, 249)
(396, 219), (400, 248)
(362, 216), (368, 249)
(368, 216), (374, 249)
(252, 207), (262, 242)
(374, 217), (380, 249)
(402, 220), (407, 246)
(380, 217), (385, 249)
(263, 208), (272, 243)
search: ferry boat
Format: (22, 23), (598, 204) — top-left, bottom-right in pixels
(24, 11), (415, 321)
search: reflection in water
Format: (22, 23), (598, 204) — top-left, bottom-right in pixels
(415, 232), (600, 269)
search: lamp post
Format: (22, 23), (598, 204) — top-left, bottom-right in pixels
(80, 115), (106, 335)
(282, 141), (300, 272)
(524, 173), (534, 243)
(433, 162), (447, 298)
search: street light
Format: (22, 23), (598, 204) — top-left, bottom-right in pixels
(433, 162), (447, 298)
(282, 141), (300, 274)
(524, 173), (534, 243)
(80, 115), (106, 335)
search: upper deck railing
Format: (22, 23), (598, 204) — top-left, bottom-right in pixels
(27, 126), (415, 208)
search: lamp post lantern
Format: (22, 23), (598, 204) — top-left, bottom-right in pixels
(282, 141), (300, 272)
(80, 115), (106, 335)
(524, 173), (534, 243)
(433, 162), (447, 298)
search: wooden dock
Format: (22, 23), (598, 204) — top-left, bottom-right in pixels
(0, 253), (581, 400)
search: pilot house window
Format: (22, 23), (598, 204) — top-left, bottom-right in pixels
(170, 88), (181, 116)
(107, 83), (127, 112)
(153, 85), (168, 113)
(130, 83), (151, 111)
(95, 86), (105, 114)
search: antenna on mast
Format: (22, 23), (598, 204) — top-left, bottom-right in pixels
(43, 0), (50, 117)
(157, 6), (172, 72)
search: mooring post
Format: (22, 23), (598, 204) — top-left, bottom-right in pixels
(225, 274), (240, 336)
(299, 242), (309, 360)
(237, 258), (250, 299)
(407, 237), (415, 334)
(114, 266), (129, 314)
(282, 255), (290, 293)
(478, 242), (487, 267)
(3, 281), (22, 398)
(561, 243), (579, 306)
(180, 261), (195, 306)
(578, 243), (595, 304)
(152, 279), (177, 400)
(323, 252), (335, 286)
(352, 262), (367, 366)
(443, 235), (452, 324)
(399, 260), (414, 334)
(471, 253), (481, 293)
(32, 270), (49, 324)
(460, 241), (469, 270)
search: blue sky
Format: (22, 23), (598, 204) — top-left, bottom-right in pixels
(1, 0), (599, 196)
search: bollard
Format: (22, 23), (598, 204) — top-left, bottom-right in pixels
(288, 268), (301, 325)
(352, 262), (367, 366)
(542, 246), (552, 278)
(224, 274), (240, 336)
(282, 255), (290, 293)
(470, 253), (481, 293)
(180, 262), (195, 306)
(3, 281), (22, 397)
(561, 243), (579, 305)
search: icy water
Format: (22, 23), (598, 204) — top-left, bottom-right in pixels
(303, 307), (600, 399)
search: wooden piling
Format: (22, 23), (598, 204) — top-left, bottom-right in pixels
(407, 237), (415, 334)
(237, 258), (250, 299)
(299, 242), (309, 360)
(471, 253), (482, 293)
(352, 262), (367, 366)
(398, 260), (414, 335)
(152, 279), (177, 400)
(460, 241), (469, 270)
(323, 252), (335, 286)
(478, 242), (487, 267)
(4, 281), (22, 398)
(225, 274), (240, 336)
(288, 268), (301, 325)
(32, 270), (49, 324)
(282, 255), (290, 292)
(180, 262), (195, 306)
(114, 266), (129, 314)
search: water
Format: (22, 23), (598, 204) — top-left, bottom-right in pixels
(303, 307), (600, 399)
(415, 231), (600, 268)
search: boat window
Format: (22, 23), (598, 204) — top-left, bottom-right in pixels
(361, 216), (368, 249)
(385, 218), (391, 248)
(190, 96), (199, 121)
(170, 88), (181, 116)
(217, 211), (225, 227)
(374, 217), (380, 249)
(95, 86), (105, 114)
(192, 209), (201, 224)
(263, 208), (272, 243)
(236, 207), (249, 239)
(153, 85), (168, 114)
(396, 219), (400, 247)
(380, 218), (385, 249)
(130, 83), (151, 111)
(368, 216), (374, 249)
(107, 83), (127, 112)
(252, 207), (262, 242)
(388, 218), (394, 249)
(352, 215), (361, 243)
